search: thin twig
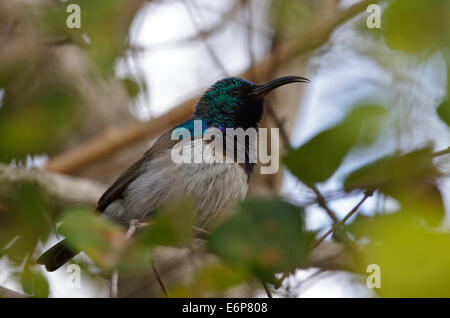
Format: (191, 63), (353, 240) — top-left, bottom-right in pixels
(192, 226), (210, 240)
(244, 0), (256, 81)
(315, 193), (370, 248)
(274, 272), (289, 289)
(311, 185), (339, 224)
(152, 260), (171, 298)
(265, 103), (292, 151)
(184, 0), (229, 77)
(125, 219), (139, 239)
(278, 194), (371, 291)
(261, 281), (273, 298)
(110, 222), (207, 297)
(432, 147), (450, 158)
(125, 222), (209, 240)
(110, 219), (140, 298)
(110, 271), (119, 298)
(129, 0), (248, 53)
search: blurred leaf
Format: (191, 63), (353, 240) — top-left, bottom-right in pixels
(117, 240), (153, 273)
(269, 0), (312, 37)
(399, 181), (445, 227)
(59, 200), (195, 272)
(208, 198), (314, 282)
(437, 99), (450, 126)
(284, 105), (385, 185)
(59, 207), (125, 270)
(171, 264), (247, 297)
(348, 211), (450, 297)
(137, 198), (195, 247)
(19, 267), (49, 298)
(383, 0), (450, 53)
(42, 0), (142, 75)
(344, 148), (440, 195)
(118, 199), (195, 272)
(0, 181), (54, 262)
(0, 84), (79, 163)
(121, 78), (140, 99)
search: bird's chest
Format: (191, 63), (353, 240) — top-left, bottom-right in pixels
(124, 147), (248, 227)
(175, 161), (249, 227)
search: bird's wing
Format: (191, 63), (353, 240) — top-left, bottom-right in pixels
(97, 130), (179, 212)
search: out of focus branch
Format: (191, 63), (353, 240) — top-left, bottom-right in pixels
(111, 219), (140, 298)
(131, 0), (246, 52)
(433, 147), (450, 158)
(45, 0), (378, 175)
(0, 164), (106, 207)
(315, 193), (370, 247)
(184, 0), (229, 77)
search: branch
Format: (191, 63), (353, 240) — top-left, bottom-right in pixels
(315, 193), (370, 247)
(433, 147), (450, 158)
(311, 185), (339, 224)
(261, 281), (273, 298)
(0, 164), (106, 207)
(275, 191), (366, 288)
(151, 260), (170, 298)
(45, 0), (378, 174)
(130, 0), (246, 53)
(110, 219), (140, 298)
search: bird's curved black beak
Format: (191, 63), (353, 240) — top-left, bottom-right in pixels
(251, 76), (310, 98)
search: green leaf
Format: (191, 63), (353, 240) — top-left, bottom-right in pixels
(119, 199), (195, 272)
(0, 181), (54, 262)
(437, 99), (450, 126)
(0, 84), (79, 163)
(348, 211), (450, 297)
(208, 198), (314, 282)
(400, 181), (445, 227)
(121, 78), (140, 99)
(19, 267), (49, 298)
(284, 105), (385, 185)
(59, 207), (125, 270)
(137, 198), (195, 247)
(344, 147), (439, 195)
(383, 0), (450, 53)
(269, 0), (312, 37)
(344, 148), (444, 226)
(42, 0), (141, 75)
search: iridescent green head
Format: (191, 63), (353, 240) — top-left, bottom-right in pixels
(193, 76), (310, 130)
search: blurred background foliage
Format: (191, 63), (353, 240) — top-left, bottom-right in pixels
(0, 0), (449, 298)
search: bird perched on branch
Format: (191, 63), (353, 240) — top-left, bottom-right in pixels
(38, 75), (309, 271)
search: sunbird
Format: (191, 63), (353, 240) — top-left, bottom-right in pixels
(38, 75), (309, 271)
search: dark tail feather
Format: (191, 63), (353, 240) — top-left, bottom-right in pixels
(37, 240), (77, 272)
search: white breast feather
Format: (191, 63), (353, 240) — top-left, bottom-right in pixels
(103, 141), (248, 227)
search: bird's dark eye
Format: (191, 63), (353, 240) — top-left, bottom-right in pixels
(229, 88), (241, 97)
